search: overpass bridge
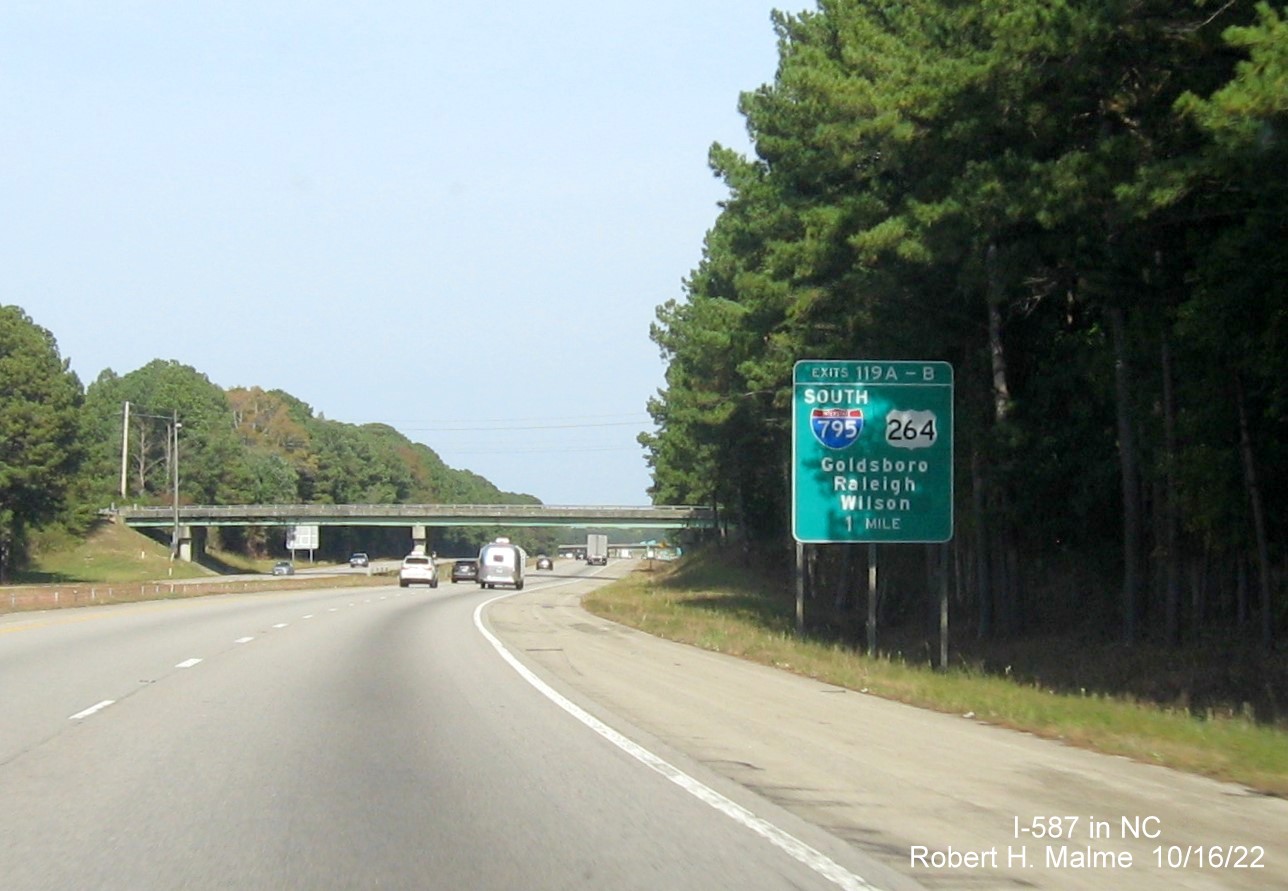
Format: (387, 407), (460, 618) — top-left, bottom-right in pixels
(109, 503), (716, 560)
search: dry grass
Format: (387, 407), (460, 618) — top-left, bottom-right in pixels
(585, 554), (1288, 797)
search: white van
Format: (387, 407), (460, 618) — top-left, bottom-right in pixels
(478, 537), (526, 590)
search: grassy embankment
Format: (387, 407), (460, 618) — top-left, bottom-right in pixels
(583, 549), (1288, 798)
(4, 521), (389, 612)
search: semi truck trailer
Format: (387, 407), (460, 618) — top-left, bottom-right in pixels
(586, 533), (608, 566)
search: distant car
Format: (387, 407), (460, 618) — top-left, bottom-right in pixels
(399, 553), (439, 588)
(535, 555), (553, 570)
(272, 560), (294, 576)
(450, 559), (479, 583)
(349, 552), (370, 568)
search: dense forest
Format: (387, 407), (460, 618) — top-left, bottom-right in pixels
(642, 1), (1287, 651)
(0, 307), (554, 577)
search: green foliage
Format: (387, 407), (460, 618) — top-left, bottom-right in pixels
(0, 320), (547, 568)
(0, 306), (84, 578)
(643, 0), (1286, 643)
(80, 360), (248, 508)
(1179, 3), (1288, 152)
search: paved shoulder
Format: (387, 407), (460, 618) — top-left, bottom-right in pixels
(486, 582), (1288, 891)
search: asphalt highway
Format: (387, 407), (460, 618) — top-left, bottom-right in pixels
(0, 563), (908, 891)
(4, 559), (1285, 890)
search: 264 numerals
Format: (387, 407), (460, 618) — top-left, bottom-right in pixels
(886, 415), (936, 444)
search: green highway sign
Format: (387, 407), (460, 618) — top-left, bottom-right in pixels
(792, 360), (954, 543)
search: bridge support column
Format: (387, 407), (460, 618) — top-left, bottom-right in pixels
(176, 525), (193, 562)
(411, 524), (427, 554)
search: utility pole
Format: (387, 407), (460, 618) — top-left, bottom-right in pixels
(170, 410), (182, 560)
(119, 401), (130, 498)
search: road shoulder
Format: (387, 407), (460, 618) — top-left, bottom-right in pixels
(486, 574), (1288, 891)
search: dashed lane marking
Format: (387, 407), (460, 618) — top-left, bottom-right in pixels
(69, 700), (115, 721)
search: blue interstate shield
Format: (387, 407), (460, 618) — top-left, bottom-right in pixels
(810, 408), (863, 450)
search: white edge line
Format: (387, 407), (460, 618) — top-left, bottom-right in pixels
(472, 590), (882, 891)
(69, 700), (115, 720)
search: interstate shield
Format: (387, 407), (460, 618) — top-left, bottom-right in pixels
(810, 408), (863, 450)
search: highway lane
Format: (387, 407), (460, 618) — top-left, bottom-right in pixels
(0, 566), (906, 891)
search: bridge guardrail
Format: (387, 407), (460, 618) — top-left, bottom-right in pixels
(105, 503), (716, 527)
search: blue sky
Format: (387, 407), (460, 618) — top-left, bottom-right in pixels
(2, 1), (791, 506)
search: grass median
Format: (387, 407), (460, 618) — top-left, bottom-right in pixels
(583, 552), (1288, 797)
(5, 521), (394, 613)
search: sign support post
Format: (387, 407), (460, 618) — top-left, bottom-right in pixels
(939, 543), (950, 670)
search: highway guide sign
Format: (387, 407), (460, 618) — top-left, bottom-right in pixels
(792, 360), (953, 543)
(286, 524), (319, 550)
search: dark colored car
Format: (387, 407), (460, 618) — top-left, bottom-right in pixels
(451, 559), (479, 583)
(349, 552), (370, 568)
(272, 560), (294, 576)
(535, 555), (553, 570)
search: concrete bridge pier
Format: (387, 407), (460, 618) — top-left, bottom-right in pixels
(411, 524), (427, 554)
(174, 525), (193, 562)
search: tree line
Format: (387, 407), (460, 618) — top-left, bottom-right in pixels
(0, 306), (550, 578)
(642, 1), (1286, 648)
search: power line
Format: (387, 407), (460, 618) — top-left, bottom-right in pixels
(438, 444), (644, 456)
(361, 413), (653, 433)
(398, 420), (650, 433)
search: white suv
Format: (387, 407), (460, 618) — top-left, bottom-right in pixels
(398, 554), (439, 588)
